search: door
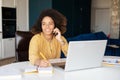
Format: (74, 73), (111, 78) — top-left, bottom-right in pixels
(94, 9), (111, 35)
(52, 0), (91, 38)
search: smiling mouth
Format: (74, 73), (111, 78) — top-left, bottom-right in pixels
(46, 29), (51, 32)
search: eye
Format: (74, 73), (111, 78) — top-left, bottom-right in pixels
(49, 22), (54, 26)
(42, 22), (45, 26)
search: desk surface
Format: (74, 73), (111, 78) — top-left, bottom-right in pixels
(0, 59), (120, 80)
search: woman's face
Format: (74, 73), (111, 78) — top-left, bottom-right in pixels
(41, 16), (55, 35)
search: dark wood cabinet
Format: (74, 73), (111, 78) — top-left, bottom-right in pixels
(52, 0), (91, 38)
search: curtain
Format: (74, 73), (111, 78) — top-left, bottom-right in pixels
(110, 0), (120, 39)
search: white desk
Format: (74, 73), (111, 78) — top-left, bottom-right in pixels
(0, 60), (120, 80)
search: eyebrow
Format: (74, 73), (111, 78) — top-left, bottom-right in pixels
(42, 21), (54, 24)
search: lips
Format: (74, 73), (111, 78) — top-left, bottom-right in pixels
(45, 29), (51, 32)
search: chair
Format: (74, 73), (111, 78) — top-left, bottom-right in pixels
(15, 31), (34, 62)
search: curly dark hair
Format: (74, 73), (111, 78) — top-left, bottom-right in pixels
(31, 9), (67, 34)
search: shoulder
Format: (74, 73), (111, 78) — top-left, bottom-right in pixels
(33, 33), (41, 38)
(31, 33), (42, 41)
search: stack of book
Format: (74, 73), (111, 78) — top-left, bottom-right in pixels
(102, 56), (120, 67)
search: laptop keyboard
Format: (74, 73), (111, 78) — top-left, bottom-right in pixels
(49, 58), (66, 64)
(49, 58), (66, 66)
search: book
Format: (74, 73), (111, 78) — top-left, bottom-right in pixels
(24, 64), (38, 74)
(103, 56), (120, 64)
(102, 56), (120, 67)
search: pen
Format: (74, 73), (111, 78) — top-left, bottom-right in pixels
(40, 53), (47, 60)
(40, 53), (51, 66)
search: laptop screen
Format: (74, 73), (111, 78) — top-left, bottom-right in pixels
(50, 40), (107, 72)
(64, 40), (107, 71)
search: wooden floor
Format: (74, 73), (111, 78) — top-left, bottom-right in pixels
(0, 57), (16, 66)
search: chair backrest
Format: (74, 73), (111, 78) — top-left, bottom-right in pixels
(15, 31), (34, 62)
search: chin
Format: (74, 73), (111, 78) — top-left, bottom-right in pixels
(45, 32), (53, 35)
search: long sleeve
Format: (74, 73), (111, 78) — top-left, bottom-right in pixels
(61, 36), (68, 57)
(29, 35), (40, 65)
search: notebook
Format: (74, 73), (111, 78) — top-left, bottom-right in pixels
(24, 63), (53, 74)
(53, 40), (107, 72)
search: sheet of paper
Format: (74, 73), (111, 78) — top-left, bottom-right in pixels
(0, 68), (22, 79)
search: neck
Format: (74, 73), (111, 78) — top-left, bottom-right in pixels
(42, 33), (53, 42)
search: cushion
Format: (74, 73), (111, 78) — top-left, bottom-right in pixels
(67, 33), (97, 42)
(94, 31), (108, 40)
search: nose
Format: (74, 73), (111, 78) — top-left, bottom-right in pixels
(46, 24), (49, 28)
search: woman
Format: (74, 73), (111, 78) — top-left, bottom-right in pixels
(29, 9), (68, 67)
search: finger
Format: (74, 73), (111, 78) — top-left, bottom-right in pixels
(53, 28), (59, 32)
(54, 29), (60, 34)
(44, 60), (51, 66)
(43, 60), (51, 66)
(39, 62), (48, 67)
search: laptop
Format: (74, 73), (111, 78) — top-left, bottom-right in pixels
(51, 40), (107, 72)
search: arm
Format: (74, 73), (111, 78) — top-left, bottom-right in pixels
(29, 35), (40, 65)
(53, 28), (68, 56)
(29, 35), (50, 67)
(60, 36), (68, 57)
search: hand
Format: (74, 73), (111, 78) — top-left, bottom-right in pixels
(53, 28), (62, 41)
(53, 28), (65, 45)
(35, 59), (51, 67)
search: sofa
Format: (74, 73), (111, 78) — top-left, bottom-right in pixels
(15, 31), (34, 62)
(61, 31), (120, 58)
